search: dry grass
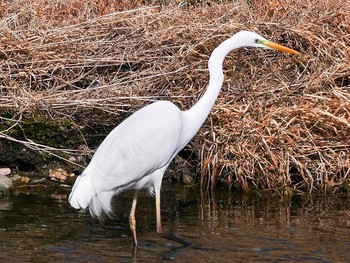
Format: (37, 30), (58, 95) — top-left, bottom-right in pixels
(1, 0), (349, 193)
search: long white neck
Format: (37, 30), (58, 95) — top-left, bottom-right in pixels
(181, 34), (244, 144)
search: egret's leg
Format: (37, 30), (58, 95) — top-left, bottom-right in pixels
(129, 191), (139, 247)
(154, 184), (191, 246)
(155, 188), (163, 235)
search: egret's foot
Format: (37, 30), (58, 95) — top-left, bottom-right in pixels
(157, 229), (191, 247)
(132, 245), (138, 258)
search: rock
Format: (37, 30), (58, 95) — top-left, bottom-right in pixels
(0, 174), (13, 192)
(21, 177), (30, 183)
(10, 174), (22, 182)
(182, 173), (194, 185)
(31, 178), (46, 184)
(0, 168), (11, 176)
(168, 157), (194, 184)
(49, 168), (68, 182)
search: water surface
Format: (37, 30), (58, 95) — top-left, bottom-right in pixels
(1, 181), (349, 262)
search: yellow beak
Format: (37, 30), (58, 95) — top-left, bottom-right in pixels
(263, 41), (300, 55)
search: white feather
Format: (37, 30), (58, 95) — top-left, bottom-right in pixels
(68, 101), (184, 218)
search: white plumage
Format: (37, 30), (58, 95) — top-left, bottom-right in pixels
(69, 101), (184, 217)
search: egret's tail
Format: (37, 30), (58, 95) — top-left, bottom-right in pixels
(68, 173), (114, 218)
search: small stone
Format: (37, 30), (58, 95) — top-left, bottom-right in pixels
(49, 168), (68, 182)
(0, 174), (13, 192)
(182, 173), (194, 185)
(0, 168), (11, 176)
(31, 178), (46, 184)
(21, 177), (30, 183)
(10, 174), (22, 182)
(59, 183), (71, 188)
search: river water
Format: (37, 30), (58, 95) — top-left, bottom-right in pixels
(0, 180), (349, 262)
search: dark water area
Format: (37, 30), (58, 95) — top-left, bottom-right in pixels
(1, 181), (350, 262)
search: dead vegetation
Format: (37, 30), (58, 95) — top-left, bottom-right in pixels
(1, 0), (349, 193)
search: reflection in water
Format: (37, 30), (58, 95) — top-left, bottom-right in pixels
(0, 180), (350, 262)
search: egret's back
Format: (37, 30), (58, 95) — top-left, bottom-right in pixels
(68, 101), (184, 218)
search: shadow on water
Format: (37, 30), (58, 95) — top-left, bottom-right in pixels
(1, 179), (350, 262)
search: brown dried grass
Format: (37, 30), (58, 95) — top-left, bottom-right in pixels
(1, 0), (349, 193)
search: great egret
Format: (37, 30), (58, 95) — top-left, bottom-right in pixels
(69, 30), (300, 247)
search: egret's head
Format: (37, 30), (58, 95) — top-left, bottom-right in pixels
(233, 30), (300, 55)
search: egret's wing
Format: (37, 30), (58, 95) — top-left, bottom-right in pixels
(86, 100), (183, 192)
(69, 101), (184, 215)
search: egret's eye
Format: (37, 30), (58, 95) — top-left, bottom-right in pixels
(255, 39), (259, 43)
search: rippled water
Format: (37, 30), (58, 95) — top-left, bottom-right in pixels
(1, 181), (350, 262)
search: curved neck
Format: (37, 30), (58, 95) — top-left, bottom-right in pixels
(181, 36), (242, 143)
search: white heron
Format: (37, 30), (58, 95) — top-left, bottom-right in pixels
(69, 30), (300, 247)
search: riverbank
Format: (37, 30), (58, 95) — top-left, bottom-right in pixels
(1, 0), (349, 193)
